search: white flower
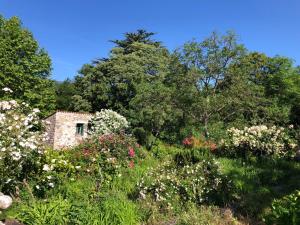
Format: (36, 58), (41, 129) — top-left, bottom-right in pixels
(32, 108), (40, 113)
(48, 182), (54, 188)
(2, 87), (13, 93)
(88, 109), (129, 135)
(11, 151), (21, 161)
(43, 164), (51, 171)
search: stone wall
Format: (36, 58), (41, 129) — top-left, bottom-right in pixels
(44, 111), (93, 149)
(44, 113), (56, 147)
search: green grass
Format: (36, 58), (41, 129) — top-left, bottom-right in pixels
(219, 157), (300, 221)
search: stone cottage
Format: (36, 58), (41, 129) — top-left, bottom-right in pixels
(44, 111), (93, 149)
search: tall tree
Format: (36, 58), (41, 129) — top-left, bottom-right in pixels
(55, 79), (78, 111)
(111, 29), (161, 54)
(74, 30), (170, 114)
(176, 31), (246, 136)
(232, 53), (300, 125)
(0, 15), (55, 116)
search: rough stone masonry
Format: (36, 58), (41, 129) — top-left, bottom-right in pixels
(44, 111), (93, 149)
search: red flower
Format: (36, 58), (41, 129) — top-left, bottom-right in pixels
(129, 160), (135, 168)
(128, 147), (135, 158)
(182, 137), (193, 147)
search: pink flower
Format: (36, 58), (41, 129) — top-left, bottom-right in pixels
(128, 147), (135, 158)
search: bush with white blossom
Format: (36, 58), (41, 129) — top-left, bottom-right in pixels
(34, 149), (80, 196)
(88, 109), (129, 135)
(224, 125), (297, 158)
(137, 157), (229, 208)
(0, 89), (46, 193)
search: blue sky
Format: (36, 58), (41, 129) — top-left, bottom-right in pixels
(1, 0), (299, 81)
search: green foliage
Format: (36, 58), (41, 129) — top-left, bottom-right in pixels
(175, 31), (247, 137)
(137, 153), (229, 208)
(219, 157), (300, 219)
(173, 148), (213, 167)
(263, 190), (300, 225)
(33, 149), (80, 197)
(0, 15), (55, 116)
(13, 193), (140, 225)
(55, 79), (78, 111)
(99, 191), (140, 225)
(16, 196), (71, 225)
(60, 30), (300, 144)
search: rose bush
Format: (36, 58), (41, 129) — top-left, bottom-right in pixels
(73, 133), (141, 186)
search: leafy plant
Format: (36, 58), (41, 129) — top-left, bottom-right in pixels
(16, 196), (71, 225)
(263, 190), (300, 225)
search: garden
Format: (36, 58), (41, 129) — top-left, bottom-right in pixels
(1, 15), (300, 225)
(0, 88), (299, 225)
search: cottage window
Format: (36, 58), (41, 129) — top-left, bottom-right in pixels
(76, 123), (84, 135)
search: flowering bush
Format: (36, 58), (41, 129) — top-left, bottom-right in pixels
(137, 157), (229, 208)
(224, 125), (297, 158)
(0, 93), (46, 194)
(34, 149), (80, 196)
(73, 133), (141, 186)
(88, 109), (129, 135)
(182, 136), (218, 152)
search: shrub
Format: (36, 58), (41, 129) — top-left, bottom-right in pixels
(137, 157), (229, 208)
(224, 125), (297, 158)
(73, 133), (141, 186)
(263, 190), (300, 225)
(88, 109), (129, 135)
(0, 96), (45, 194)
(173, 148), (213, 167)
(182, 136), (218, 153)
(33, 149), (80, 197)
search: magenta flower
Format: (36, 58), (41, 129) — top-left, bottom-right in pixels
(128, 147), (135, 158)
